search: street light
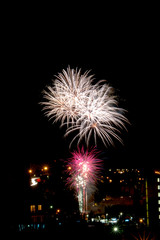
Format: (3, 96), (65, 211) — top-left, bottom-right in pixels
(56, 209), (60, 214)
(113, 226), (119, 232)
(43, 166), (48, 171)
(111, 225), (122, 236)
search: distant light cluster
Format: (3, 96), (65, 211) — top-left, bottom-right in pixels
(41, 66), (129, 147)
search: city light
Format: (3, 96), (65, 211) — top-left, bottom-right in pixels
(155, 170), (160, 175)
(30, 177), (41, 186)
(139, 218), (143, 223)
(157, 175), (160, 221)
(113, 226), (119, 232)
(109, 218), (118, 224)
(56, 209), (60, 214)
(43, 166), (48, 171)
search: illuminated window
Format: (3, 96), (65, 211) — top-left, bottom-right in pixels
(157, 178), (160, 183)
(158, 200), (160, 205)
(30, 205), (36, 212)
(158, 185), (160, 190)
(159, 207), (160, 212)
(158, 192), (160, 197)
(159, 215), (160, 220)
(38, 205), (42, 211)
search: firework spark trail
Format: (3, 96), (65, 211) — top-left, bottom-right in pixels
(42, 67), (94, 125)
(41, 66), (129, 147)
(66, 147), (102, 188)
(66, 147), (103, 213)
(64, 82), (129, 147)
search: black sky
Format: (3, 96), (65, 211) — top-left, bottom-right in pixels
(4, 5), (159, 230)
(4, 11), (158, 194)
(6, 52), (158, 225)
(7, 58), (157, 172)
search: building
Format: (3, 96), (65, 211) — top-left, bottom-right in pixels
(88, 168), (160, 227)
(18, 166), (160, 231)
(20, 162), (79, 232)
(155, 170), (160, 225)
(88, 168), (146, 223)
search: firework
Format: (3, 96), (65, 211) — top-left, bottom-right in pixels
(41, 66), (129, 147)
(66, 147), (102, 213)
(65, 83), (128, 147)
(41, 66), (94, 126)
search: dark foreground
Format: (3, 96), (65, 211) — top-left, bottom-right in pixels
(9, 222), (160, 240)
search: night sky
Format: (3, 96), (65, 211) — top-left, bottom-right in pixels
(5, 33), (158, 227)
(7, 58), (157, 173)
(3, 5), (159, 234)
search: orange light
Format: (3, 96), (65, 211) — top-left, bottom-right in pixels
(43, 166), (48, 171)
(28, 169), (32, 174)
(139, 218), (143, 223)
(155, 170), (160, 175)
(38, 205), (42, 211)
(56, 209), (60, 214)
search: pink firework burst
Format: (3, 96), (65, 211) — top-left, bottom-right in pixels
(66, 146), (103, 189)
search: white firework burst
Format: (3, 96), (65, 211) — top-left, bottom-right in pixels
(41, 66), (129, 147)
(65, 83), (128, 147)
(42, 66), (94, 126)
